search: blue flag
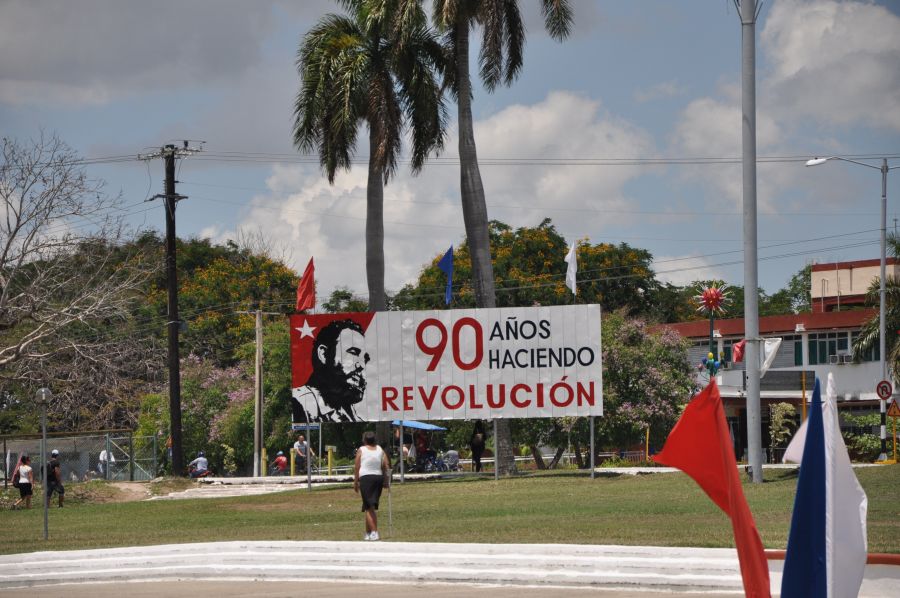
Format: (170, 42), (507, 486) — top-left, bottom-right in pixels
(781, 373), (868, 598)
(781, 378), (827, 598)
(438, 246), (453, 305)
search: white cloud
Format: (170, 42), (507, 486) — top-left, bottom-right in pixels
(0, 0), (333, 107)
(667, 0), (900, 223)
(218, 92), (656, 298)
(653, 254), (725, 287)
(669, 97), (782, 210)
(761, 0), (900, 131)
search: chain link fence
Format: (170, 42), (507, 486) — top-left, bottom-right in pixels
(3, 432), (158, 485)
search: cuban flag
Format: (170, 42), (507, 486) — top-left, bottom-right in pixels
(781, 373), (868, 598)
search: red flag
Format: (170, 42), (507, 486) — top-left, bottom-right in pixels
(653, 381), (771, 598)
(732, 339), (747, 363)
(295, 257), (315, 312)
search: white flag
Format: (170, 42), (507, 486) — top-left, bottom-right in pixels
(564, 242), (577, 296)
(782, 373), (868, 598)
(759, 337), (782, 378)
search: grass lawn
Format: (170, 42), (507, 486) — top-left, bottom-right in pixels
(2, 465), (898, 556)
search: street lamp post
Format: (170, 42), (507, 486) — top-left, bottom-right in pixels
(807, 156), (899, 460)
(36, 387), (51, 540)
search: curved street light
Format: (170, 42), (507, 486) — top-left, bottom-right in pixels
(806, 156), (899, 460)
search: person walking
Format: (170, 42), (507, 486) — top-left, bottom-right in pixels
(45, 449), (64, 508)
(470, 421), (486, 473)
(12, 455), (33, 509)
(353, 431), (390, 541)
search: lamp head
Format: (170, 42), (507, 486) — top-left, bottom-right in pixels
(805, 157), (831, 167)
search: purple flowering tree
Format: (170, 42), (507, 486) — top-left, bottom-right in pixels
(597, 312), (695, 451)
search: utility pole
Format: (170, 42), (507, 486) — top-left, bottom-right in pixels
(143, 141), (202, 475)
(738, 0), (763, 483)
(237, 308), (280, 477)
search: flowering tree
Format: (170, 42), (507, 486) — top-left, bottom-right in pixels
(597, 312), (695, 450)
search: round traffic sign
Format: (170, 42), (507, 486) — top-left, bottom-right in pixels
(876, 380), (893, 400)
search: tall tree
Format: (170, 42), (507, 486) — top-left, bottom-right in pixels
(394, 218), (662, 316)
(432, 0), (573, 474)
(0, 134), (160, 429)
(294, 0), (446, 312)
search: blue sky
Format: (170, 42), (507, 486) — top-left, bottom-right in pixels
(2, 0), (899, 302)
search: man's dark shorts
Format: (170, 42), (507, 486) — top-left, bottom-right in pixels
(46, 481), (65, 496)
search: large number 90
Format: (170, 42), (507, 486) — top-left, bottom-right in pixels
(415, 317), (483, 371)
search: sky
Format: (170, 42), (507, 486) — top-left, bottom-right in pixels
(2, 0), (900, 305)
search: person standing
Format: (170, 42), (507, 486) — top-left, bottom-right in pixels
(45, 449), (64, 508)
(353, 431), (390, 541)
(469, 422), (486, 473)
(97, 448), (115, 478)
(12, 455), (33, 509)
(293, 434), (315, 472)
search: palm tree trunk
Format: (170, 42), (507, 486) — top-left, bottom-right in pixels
(367, 125), (389, 447)
(454, 20), (514, 475)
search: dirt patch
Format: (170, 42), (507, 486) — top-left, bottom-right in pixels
(106, 482), (152, 502)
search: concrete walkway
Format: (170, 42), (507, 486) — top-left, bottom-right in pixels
(0, 541), (897, 596)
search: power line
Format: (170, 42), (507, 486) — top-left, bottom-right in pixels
(178, 179), (892, 218)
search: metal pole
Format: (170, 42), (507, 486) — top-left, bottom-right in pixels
(307, 429), (312, 491)
(3, 438), (6, 491)
(129, 432), (134, 481)
(741, 0), (763, 483)
(493, 419), (499, 482)
(399, 423), (405, 483)
(879, 159), (889, 461)
(41, 403), (48, 540)
(589, 417), (595, 479)
(164, 146), (184, 475)
(801, 371), (807, 422)
(105, 434), (111, 481)
(253, 309), (263, 477)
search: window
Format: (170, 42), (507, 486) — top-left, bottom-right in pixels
(808, 331), (859, 365)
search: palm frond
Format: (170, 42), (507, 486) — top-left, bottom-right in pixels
(294, 14), (369, 183)
(540, 0), (573, 41)
(477, 0), (506, 91)
(502, 0), (524, 86)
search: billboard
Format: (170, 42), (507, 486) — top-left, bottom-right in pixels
(289, 304), (602, 423)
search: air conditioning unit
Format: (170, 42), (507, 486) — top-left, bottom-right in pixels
(829, 354), (840, 365)
(841, 354), (853, 364)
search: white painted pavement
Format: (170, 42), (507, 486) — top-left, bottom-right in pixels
(0, 541), (897, 596)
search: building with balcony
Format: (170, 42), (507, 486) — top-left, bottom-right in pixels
(662, 309), (881, 461)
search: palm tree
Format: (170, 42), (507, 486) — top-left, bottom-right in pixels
(432, 0), (573, 474)
(852, 235), (900, 376)
(294, 0), (446, 312)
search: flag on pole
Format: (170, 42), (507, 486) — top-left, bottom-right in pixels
(438, 246), (453, 305)
(295, 257), (315, 312)
(732, 339), (747, 363)
(760, 337), (783, 377)
(653, 380), (771, 598)
(564, 242), (577, 296)
(781, 374), (868, 598)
